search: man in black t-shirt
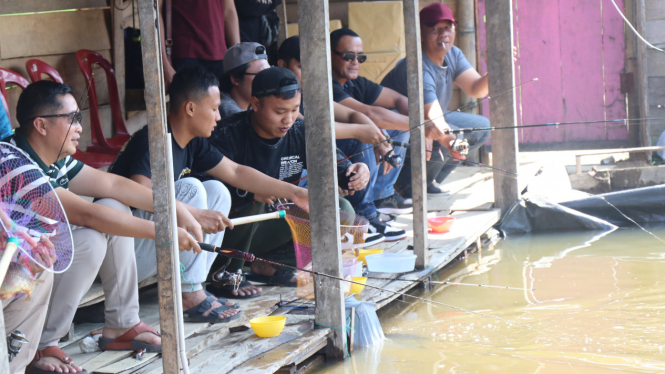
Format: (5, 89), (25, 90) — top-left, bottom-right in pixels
(329, 28), (462, 217)
(206, 67), (371, 287)
(109, 66), (309, 304)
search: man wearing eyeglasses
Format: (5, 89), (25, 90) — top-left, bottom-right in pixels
(329, 28), (458, 233)
(381, 3), (491, 196)
(218, 42), (271, 120)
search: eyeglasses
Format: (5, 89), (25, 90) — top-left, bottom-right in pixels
(332, 50), (367, 63)
(30, 111), (82, 124)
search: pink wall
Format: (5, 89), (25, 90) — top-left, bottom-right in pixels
(477, 0), (628, 145)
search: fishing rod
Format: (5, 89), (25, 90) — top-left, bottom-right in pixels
(363, 276), (534, 291)
(201, 244), (534, 329)
(441, 117), (665, 135)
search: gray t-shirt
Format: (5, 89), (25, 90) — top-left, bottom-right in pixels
(218, 91), (244, 120)
(381, 46), (472, 110)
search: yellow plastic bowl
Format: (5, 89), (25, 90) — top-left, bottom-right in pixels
(357, 248), (383, 264)
(249, 316), (287, 338)
(349, 277), (367, 294)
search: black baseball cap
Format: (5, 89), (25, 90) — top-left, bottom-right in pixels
(278, 36), (300, 63)
(252, 67), (301, 98)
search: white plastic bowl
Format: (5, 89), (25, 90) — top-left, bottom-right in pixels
(365, 253), (417, 273)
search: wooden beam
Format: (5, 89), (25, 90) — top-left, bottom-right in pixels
(112, 0), (127, 119)
(457, 0), (477, 114)
(635, 0), (651, 155)
(0, 309), (10, 374)
(0, 0), (109, 15)
(136, 0), (180, 373)
(486, 0), (519, 213)
(296, 0), (347, 360)
(403, 0), (429, 269)
(277, 2), (289, 46)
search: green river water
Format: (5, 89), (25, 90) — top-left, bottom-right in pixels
(312, 227), (665, 373)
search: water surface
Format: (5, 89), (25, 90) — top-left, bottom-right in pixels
(313, 227), (665, 373)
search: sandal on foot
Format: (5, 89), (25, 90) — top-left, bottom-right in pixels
(204, 290), (239, 308)
(244, 268), (298, 287)
(30, 346), (88, 374)
(183, 295), (242, 323)
(206, 281), (262, 299)
(98, 321), (161, 353)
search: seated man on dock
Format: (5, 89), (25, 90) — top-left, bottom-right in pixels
(204, 67), (369, 289)
(109, 66), (309, 302)
(329, 28), (458, 219)
(7, 80), (201, 374)
(218, 42), (271, 120)
(277, 35), (403, 244)
(381, 3), (490, 195)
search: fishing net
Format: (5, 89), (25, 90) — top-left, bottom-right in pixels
(0, 143), (73, 273)
(276, 203), (369, 300)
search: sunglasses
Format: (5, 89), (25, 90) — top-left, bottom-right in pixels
(332, 50), (367, 63)
(31, 111), (82, 124)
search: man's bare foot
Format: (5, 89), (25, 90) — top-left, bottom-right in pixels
(32, 348), (84, 373)
(182, 290), (239, 319)
(233, 283), (262, 297)
(250, 261), (297, 285)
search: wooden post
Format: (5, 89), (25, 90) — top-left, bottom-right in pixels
(136, 1), (181, 373)
(635, 0), (650, 155)
(403, 0), (428, 269)
(297, 0), (347, 360)
(0, 309), (9, 373)
(112, 0), (127, 119)
(486, 0), (519, 213)
(457, 0), (477, 114)
(277, 2), (288, 46)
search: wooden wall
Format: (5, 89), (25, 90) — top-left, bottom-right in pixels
(0, 2), (116, 151)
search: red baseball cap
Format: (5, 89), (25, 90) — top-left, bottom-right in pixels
(420, 3), (457, 28)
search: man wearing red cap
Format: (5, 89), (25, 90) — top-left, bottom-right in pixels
(382, 3), (491, 196)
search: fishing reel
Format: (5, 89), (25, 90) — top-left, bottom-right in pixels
(211, 257), (244, 293)
(6, 330), (29, 362)
(451, 139), (469, 155)
(379, 149), (404, 168)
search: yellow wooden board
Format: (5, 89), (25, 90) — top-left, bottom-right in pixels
(348, 1), (405, 54)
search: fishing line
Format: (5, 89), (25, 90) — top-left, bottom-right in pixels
(443, 118), (665, 135)
(593, 196), (665, 245)
(609, 0), (665, 53)
(362, 276), (534, 291)
(200, 245), (535, 330)
(55, 72), (95, 163)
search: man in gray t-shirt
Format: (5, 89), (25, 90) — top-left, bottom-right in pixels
(381, 3), (491, 195)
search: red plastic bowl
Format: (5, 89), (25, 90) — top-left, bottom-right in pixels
(427, 216), (456, 233)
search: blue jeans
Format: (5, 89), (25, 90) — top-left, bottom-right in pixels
(373, 129), (409, 200)
(396, 112), (490, 196)
(336, 138), (378, 220)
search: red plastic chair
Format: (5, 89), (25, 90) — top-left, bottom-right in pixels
(0, 68), (29, 118)
(26, 59), (115, 168)
(75, 50), (129, 154)
(26, 59), (65, 83)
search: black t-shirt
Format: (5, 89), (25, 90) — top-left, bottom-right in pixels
(108, 124), (224, 181)
(331, 76), (383, 105)
(234, 0), (281, 43)
(208, 110), (351, 205)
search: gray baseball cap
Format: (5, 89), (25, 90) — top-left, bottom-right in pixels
(223, 42), (268, 74)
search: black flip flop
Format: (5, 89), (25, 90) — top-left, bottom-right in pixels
(204, 290), (239, 308)
(244, 268), (298, 287)
(183, 295), (242, 323)
(206, 281), (262, 299)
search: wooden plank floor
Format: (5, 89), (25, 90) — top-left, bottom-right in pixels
(57, 164), (540, 374)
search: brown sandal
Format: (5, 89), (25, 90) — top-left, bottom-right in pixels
(29, 346), (88, 374)
(97, 321), (161, 353)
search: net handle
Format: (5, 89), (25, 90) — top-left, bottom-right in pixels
(229, 210), (285, 226)
(0, 237), (20, 284)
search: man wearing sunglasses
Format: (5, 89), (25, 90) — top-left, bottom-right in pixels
(381, 3), (491, 196)
(6, 81), (203, 374)
(329, 28), (458, 231)
(218, 42), (271, 120)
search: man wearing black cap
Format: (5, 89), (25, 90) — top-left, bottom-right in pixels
(218, 42), (271, 119)
(381, 3), (491, 195)
(205, 67), (373, 288)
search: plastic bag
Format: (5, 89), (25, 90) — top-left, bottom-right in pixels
(345, 296), (384, 347)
